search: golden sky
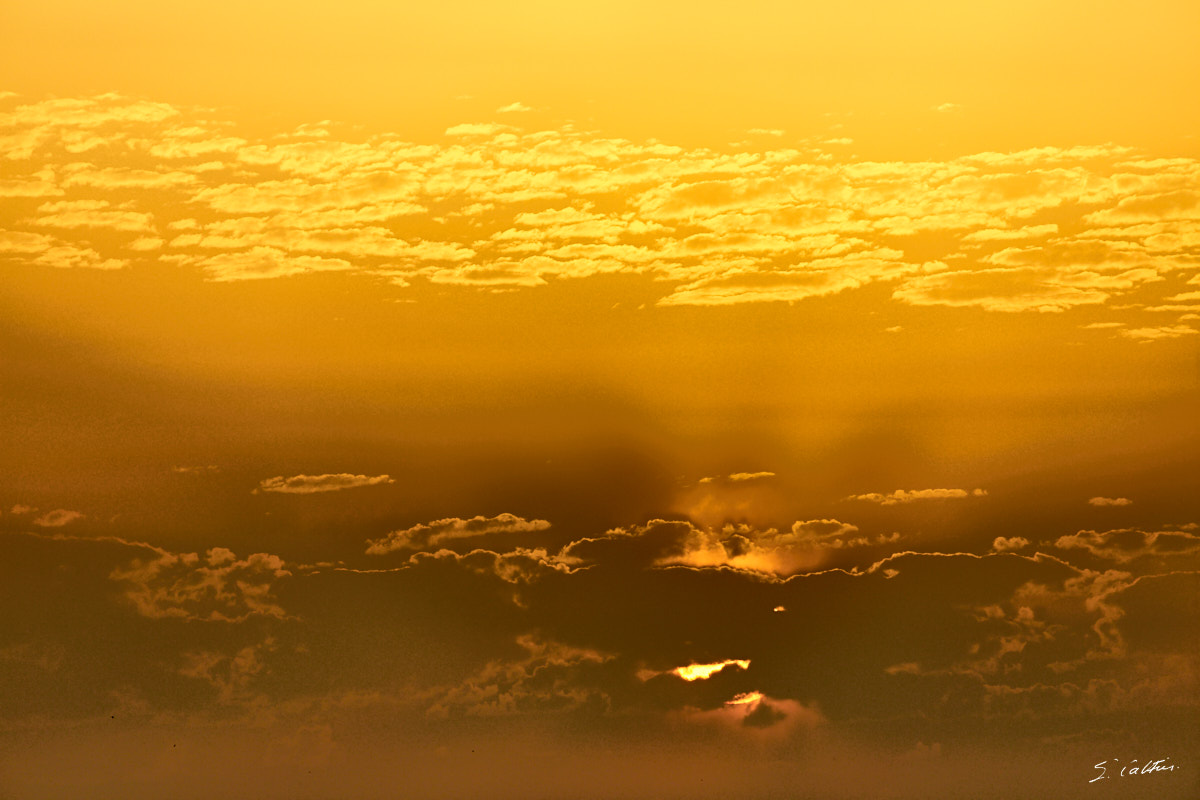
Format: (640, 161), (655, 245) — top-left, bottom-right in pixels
(2, 2), (1199, 798)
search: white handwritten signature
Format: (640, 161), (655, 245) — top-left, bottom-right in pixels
(1090, 758), (1177, 782)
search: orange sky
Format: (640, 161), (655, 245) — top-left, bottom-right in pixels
(1, 3), (1198, 798)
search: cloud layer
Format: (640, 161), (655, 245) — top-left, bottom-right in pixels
(1, 93), (1197, 336)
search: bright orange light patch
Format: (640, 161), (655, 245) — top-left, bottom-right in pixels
(725, 691), (765, 706)
(672, 659), (751, 681)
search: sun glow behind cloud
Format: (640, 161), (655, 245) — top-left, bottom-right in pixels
(672, 659), (751, 682)
(725, 690), (764, 706)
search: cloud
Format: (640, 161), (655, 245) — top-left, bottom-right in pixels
(1053, 528), (1200, 563)
(1083, 190), (1200, 226)
(179, 638), (278, 705)
(366, 513), (552, 555)
(0, 176), (62, 197)
(496, 102), (531, 114)
(657, 254), (915, 307)
(699, 471), (776, 484)
(728, 471), (776, 482)
(445, 122), (513, 137)
(1119, 325), (1197, 341)
(31, 199), (155, 232)
(60, 164), (197, 189)
(893, 268), (1111, 313)
(169, 247), (355, 282)
(673, 692), (824, 734)
(3, 91), (1192, 316)
(0, 94), (179, 159)
(0, 230), (58, 253)
(32, 509), (84, 527)
(426, 634), (613, 718)
(4, 504), (1191, 787)
(254, 473), (394, 494)
(110, 546), (292, 621)
(1088, 497), (1132, 507)
(961, 224), (1057, 243)
(563, 518), (867, 577)
(405, 546), (573, 584)
(991, 536), (1029, 553)
(847, 488), (987, 505)
(126, 236), (163, 251)
(0, 229), (126, 269)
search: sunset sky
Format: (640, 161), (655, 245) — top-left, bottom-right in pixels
(2, 2), (1198, 798)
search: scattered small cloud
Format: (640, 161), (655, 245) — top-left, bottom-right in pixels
(728, 471), (776, 482)
(961, 224), (1057, 243)
(496, 102), (531, 114)
(366, 513), (551, 555)
(445, 122), (511, 137)
(127, 236), (163, 251)
(111, 547), (291, 621)
(992, 536), (1030, 553)
(32, 509), (84, 527)
(254, 473), (394, 494)
(934, 103), (962, 113)
(1119, 325), (1197, 341)
(848, 488), (987, 505)
(1054, 527), (1200, 562)
(699, 471), (776, 484)
(1088, 497), (1132, 507)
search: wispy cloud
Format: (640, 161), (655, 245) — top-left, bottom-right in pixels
(699, 471), (776, 484)
(366, 513), (551, 555)
(1088, 496), (1132, 507)
(1054, 527), (1200, 562)
(991, 536), (1029, 552)
(848, 488), (987, 505)
(254, 473), (394, 494)
(32, 509), (84, 527)
(111, 546), (291, 621)
(728, 471), (776, 482)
